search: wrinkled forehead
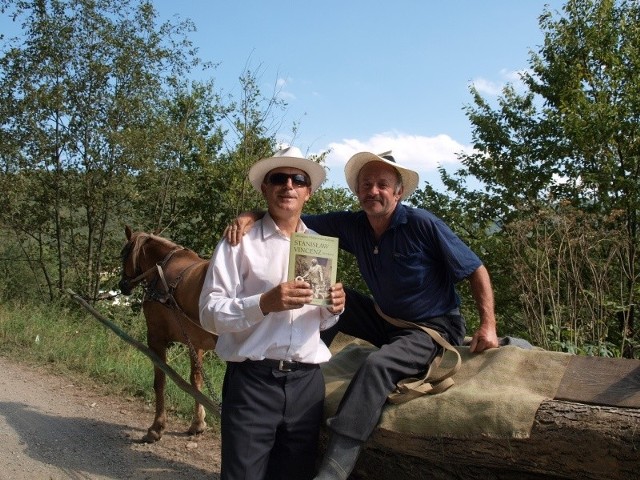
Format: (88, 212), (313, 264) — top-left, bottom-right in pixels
(357, 161), (400, 182)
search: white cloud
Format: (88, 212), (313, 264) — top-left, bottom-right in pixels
(472, 77), (503, 96)
(503, 68), (526, 83)
(320, 131), (473, 190)
(472, 68), (529, 96)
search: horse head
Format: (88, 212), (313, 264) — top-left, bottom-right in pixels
(118, 225), (182, 295)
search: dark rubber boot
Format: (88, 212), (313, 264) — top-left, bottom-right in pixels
(313, 433), (364, 480)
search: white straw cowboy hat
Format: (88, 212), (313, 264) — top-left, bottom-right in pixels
(344, 150), (420, 200)
(249, 146), (326, 193)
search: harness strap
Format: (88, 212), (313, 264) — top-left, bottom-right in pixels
(128, 265), (157, 286)
(155, 264), (171, 303)
(153, 261), (200, 306)
(374, 304), (462, 404)
(128, 247), (185, 287)
(151, 263), (212, 336)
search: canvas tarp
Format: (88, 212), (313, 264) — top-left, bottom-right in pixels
(322, 343), (572, 439)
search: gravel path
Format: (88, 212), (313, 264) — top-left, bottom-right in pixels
(0, 356), (221, 480)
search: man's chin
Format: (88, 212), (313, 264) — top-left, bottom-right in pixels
(274, 200), (302, 213)
(361, 201), (382, 212)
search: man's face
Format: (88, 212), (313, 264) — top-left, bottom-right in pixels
(261, 167), (311, 216)
(355, 162), (402, 218)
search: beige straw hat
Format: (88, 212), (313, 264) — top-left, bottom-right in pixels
(344, 151), (419, 200)
(248, 146), (326, 193)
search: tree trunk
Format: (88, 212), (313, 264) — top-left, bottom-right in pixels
(343, 399), (639, 480)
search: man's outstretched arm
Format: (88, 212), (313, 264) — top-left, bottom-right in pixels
(467, 265), (499, 353)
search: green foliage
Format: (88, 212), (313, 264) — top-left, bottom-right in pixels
(439, 0), (640, 357)
(506, 203), (634, 353)
(0, 0), (212, 300)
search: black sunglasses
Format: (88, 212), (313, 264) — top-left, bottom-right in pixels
(267, 172), (311, 187)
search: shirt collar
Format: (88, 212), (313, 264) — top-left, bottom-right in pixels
(389, 203), (408, 229)
(260, 212), (309, 240)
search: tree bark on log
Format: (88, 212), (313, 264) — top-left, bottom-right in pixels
(340, 399), (639, 480)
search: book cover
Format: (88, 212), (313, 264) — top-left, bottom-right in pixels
(288, 232), (339, 306)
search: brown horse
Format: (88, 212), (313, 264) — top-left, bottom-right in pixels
(118, 225), (217, 443)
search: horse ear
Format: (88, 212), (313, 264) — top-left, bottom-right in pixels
(125, 225), (132, 240)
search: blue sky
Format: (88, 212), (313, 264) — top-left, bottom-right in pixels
(150, 0), (566, 191)
(2, 1), (567, 191)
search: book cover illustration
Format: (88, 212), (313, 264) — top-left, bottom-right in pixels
(288, 232), (339, 306)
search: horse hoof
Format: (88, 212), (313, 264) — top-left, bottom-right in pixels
(187, 422), (206, 436)
(142, 429), (163, 443)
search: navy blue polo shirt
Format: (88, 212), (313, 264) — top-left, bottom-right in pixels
(302, 204), (482, 322)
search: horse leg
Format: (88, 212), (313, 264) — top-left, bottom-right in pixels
(187, 348), (207, 436)
(142, 341), (168, 443)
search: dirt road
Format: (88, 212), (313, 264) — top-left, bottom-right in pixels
(0, 355), (221, 479)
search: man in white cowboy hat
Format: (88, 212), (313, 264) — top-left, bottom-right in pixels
(199, 146), (345, 480)
(226, 150), (499, 480)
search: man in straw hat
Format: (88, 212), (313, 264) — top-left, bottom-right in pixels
(199, 146), (345, 480)
(226, 150), (499, 479)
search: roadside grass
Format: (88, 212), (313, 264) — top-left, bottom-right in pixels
(0, 300), (224, 429)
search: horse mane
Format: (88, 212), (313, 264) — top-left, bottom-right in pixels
(129, 232), (180, 270)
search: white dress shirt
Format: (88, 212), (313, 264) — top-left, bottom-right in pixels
(199, 213), (338, 363)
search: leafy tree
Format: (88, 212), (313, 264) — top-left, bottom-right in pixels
(437, 0), (640, 356)
(0, 0), (206, 300)
(125, 78), (228, 253)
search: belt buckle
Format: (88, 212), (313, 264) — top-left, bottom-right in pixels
(278, 360), (294, 372)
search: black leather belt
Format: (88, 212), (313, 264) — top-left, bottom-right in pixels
(245, 358), (319, 372)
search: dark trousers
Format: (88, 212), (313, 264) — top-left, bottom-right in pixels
(320, 288), (466, 442)
(220, 361), (325, 480)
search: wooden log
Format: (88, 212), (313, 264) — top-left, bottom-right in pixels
(341, 399), (639, 480)
(322, 340), (640, 480)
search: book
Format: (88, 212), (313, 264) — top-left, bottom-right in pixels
(288, 232), (339, 306)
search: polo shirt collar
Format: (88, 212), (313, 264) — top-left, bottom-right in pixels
(389, 203), (409, 229)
